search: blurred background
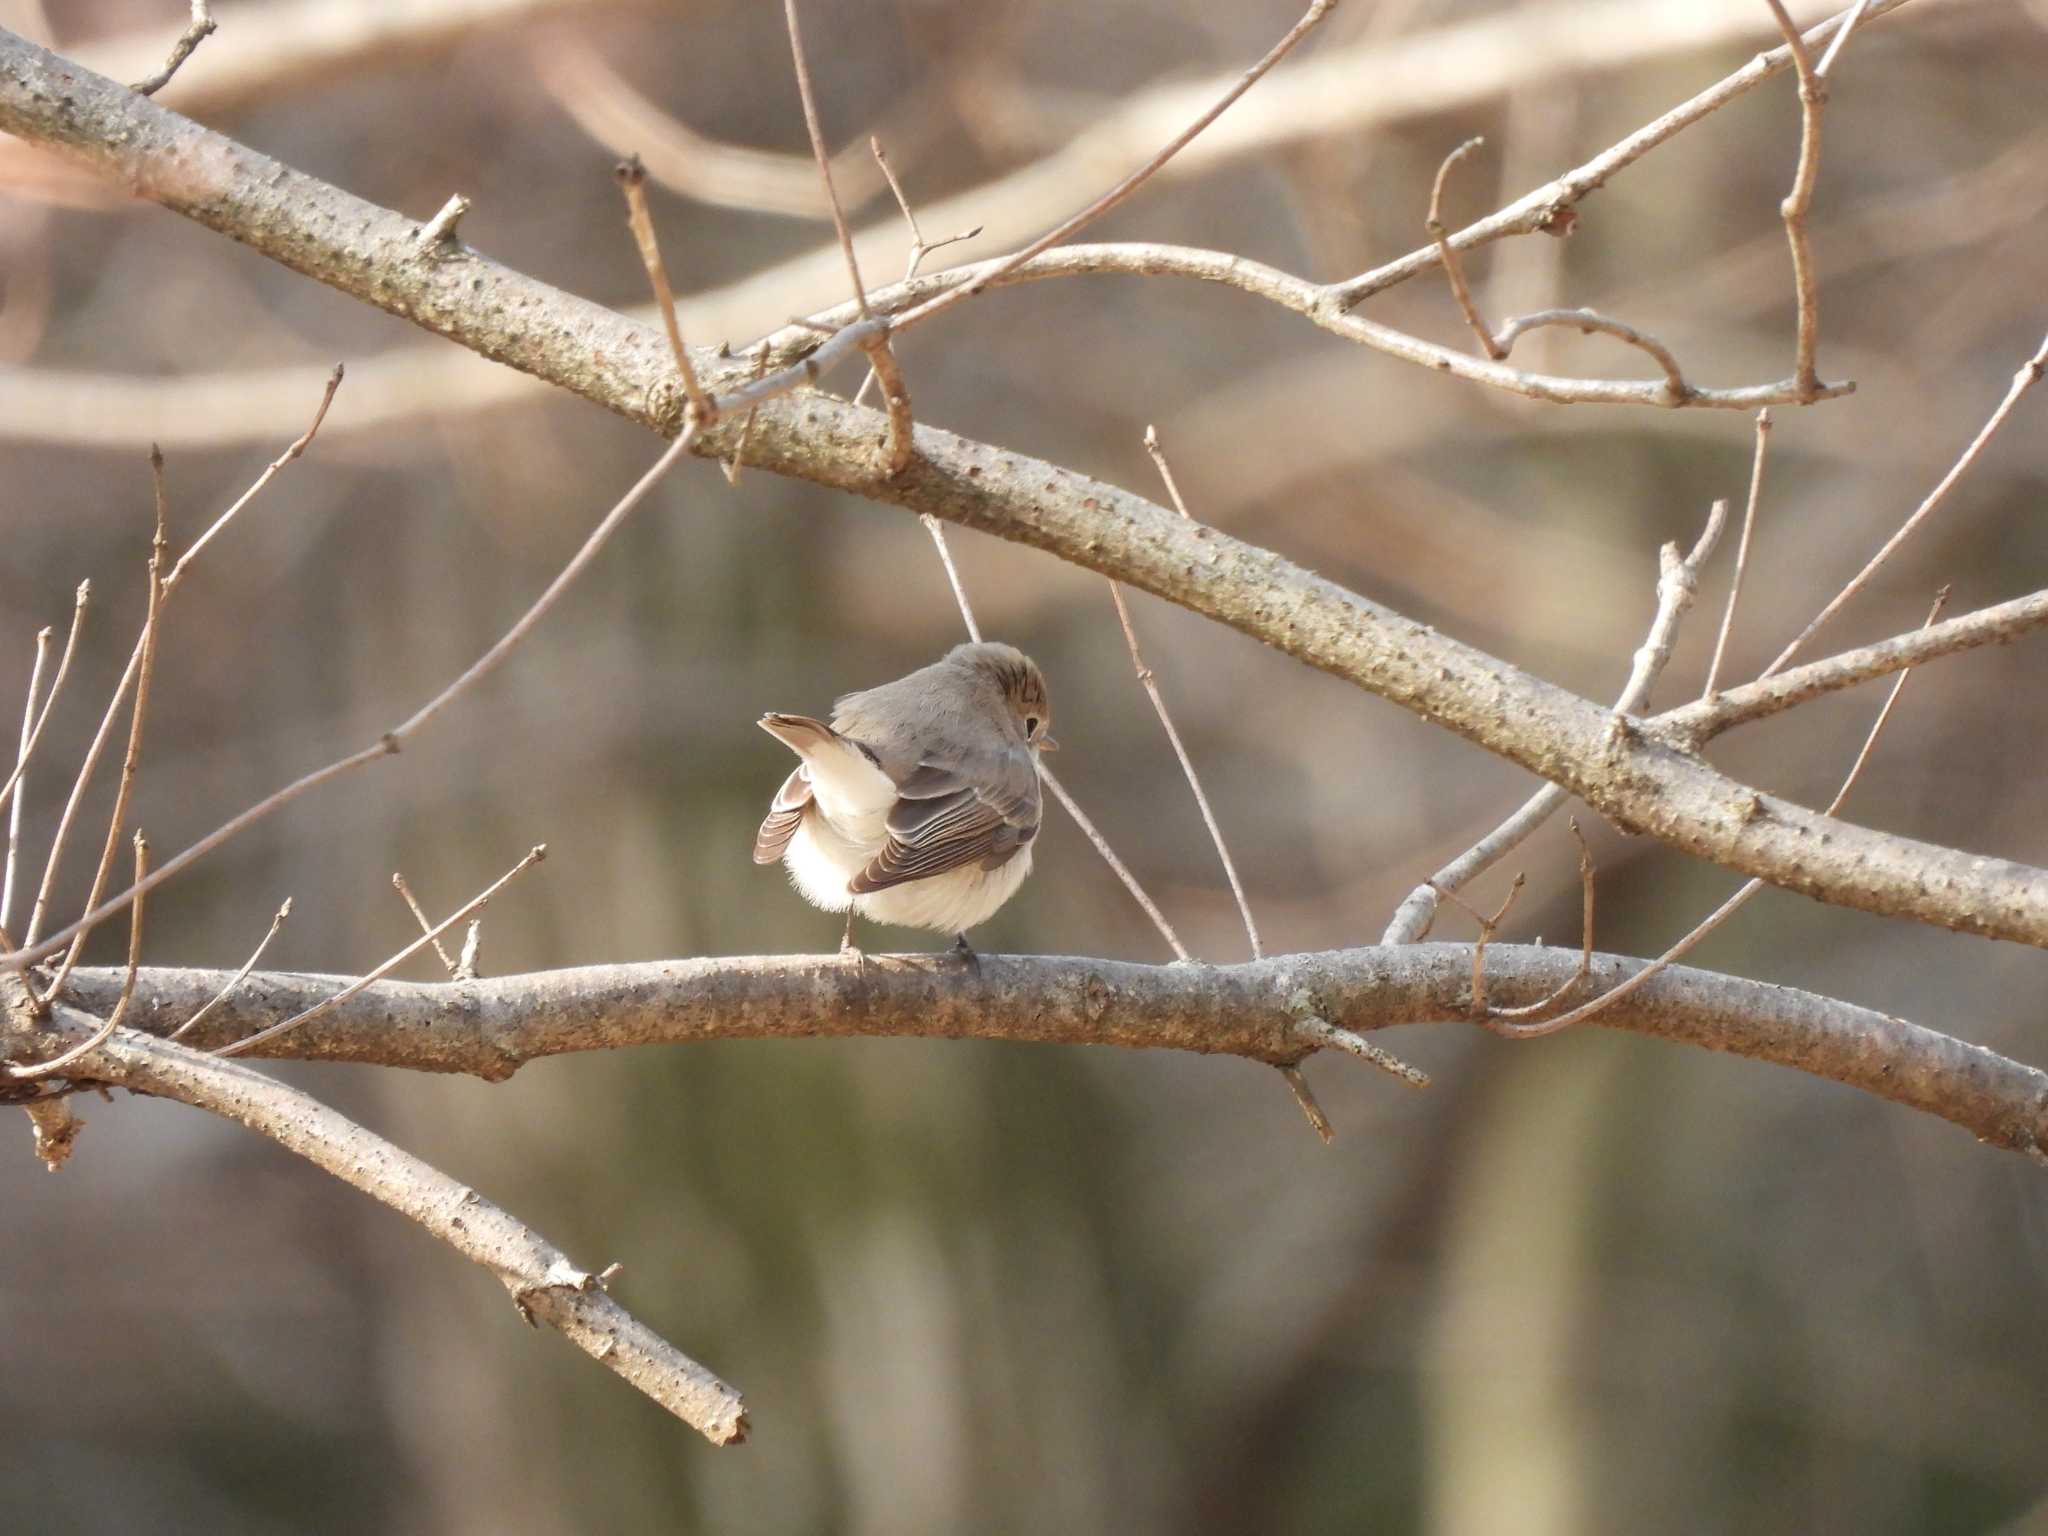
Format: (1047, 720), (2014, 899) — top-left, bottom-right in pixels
(4, 0), (2047, 1530)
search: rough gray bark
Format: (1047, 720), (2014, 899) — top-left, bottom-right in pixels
(42, 951), (2048, 1158)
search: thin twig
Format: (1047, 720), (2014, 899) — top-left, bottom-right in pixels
(1487, 819), (1596, 1020)
(10, 833), (147, 1080)
(1504, 590), (1948, 1037)
(2, 627), (53, 936)
(167, 898), (291, 1042)
(1425, 136), (1501, 358)
(782, 0), (869, 320)
(1661, 587), (2048, 745)
(722, 342), (770, 485)
(1118, 426), (1261, 960)
(166, 364), (342, 592)
(1294, 1017), (1431, 1089)
(216, 846), (546, 1058)
(1702, 409), (1772, 697)
(1490, 306), (1688, 401)
(1815, 0), (1875, 77)
(853, 135), (979, 411)
(1762, 328), (2048, 677)
(891, 0), (1336, 334)
(1762, 0), (1826, 402)
(392, 872), (460, 976)
(6, 422), (702, 974)
(129, 1), (215, 97)
(917, 515), (1192, 962)
(412, 193), (470, 252)
(616, 157), (709, 424)
(1278, 1065), (1334, 1145)
(1382, 499), (1725, 944)
(0, 579), (88, 818)
(38, 477), (168, 1006)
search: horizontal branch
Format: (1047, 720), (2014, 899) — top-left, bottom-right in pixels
(31, 1005), (747, 1443)
(49, 950), (2048, 1159)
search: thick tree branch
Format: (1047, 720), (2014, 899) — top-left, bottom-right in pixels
(36, 952), (2048, 1160)
(5, 28), (2047, 946)
(9, 1000), (748, 1444)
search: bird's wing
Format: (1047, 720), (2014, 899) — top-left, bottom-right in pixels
(752, 763), (812, 865)
(849, 746), (1040, 893)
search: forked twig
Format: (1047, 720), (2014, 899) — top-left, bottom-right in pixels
(1503, 590), (1949, 1037)
(1762, 329), (2048, 677)
(215, 846), (546, 1058)
(7, 420), (703, 974)
(392, 871), (460, 976)
(1425, 136), (1501, 358)
(1490, 307), (1688, 400)
(0, 579), (88, 819)
(10, 833), (148, 1080)
(167, 898), (292, 1042)
(1383, 499), (1725, 944)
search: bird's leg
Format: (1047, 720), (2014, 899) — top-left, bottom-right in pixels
(840, 907), (867, 982)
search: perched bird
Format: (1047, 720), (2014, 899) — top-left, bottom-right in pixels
(753, 642), (1056, 953)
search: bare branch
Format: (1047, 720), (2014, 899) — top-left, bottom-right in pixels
(1762, 0), (1827, 401)
(0, 578), (87, 819)
(10, 422), (699, 975)
(412, 192), (470, 252)
(1119, 427), (1262, 961)
(890, 0), (1337, 334)
(2, 625), (53, 936)
(782, 0), (869, 320)
(37, 482), (167, 1005)
(917, 516), (1190, 962)
(216, 845), (546, 1059)
(129, 1), (215, 97)
(167, 898), (291, 1042)
(1702, 409), (1772, 698)
(165, 363), (342, 591)
(69, 1019), (746, 1443)
(48, 945), (2048, 1159)
(11, 832), (147, 1080)
(1490, 307), (1688, 401)
(1424, 137), (1502, 358)
(615, 157), (709, 423)
(1661, 587), (2048, 746)
(1383, 499), (1725, 945)
(1505, 591), (1947, 1038)
(392, 873), (461, 977)
(1761, 328), (2048, 677)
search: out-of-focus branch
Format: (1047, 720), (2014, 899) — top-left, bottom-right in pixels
(33, 950), (2048, 1160)
(45, 1013), (747, 1444)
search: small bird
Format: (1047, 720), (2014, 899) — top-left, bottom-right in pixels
(753, 642), (1056, 954)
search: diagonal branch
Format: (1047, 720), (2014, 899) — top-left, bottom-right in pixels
(47, 1012), (747, 1443)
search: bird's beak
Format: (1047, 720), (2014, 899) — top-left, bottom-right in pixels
(1037, 734), (1059, 752)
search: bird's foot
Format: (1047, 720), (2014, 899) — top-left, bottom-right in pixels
(950, 933), (982, 976)
(839, 934), (868, 983)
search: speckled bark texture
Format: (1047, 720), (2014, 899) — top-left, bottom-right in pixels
(48, 952), (2048, 1159)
